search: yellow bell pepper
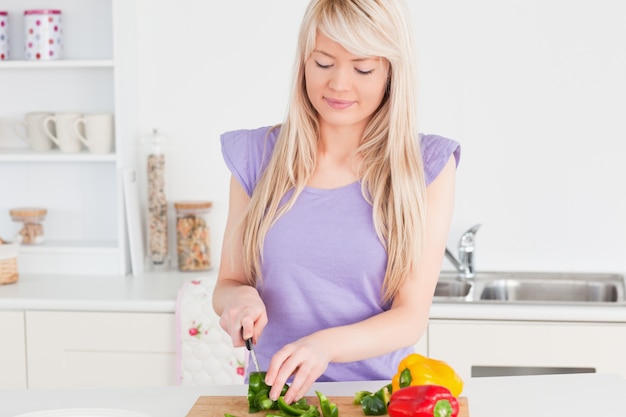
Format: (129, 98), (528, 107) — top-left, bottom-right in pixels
(391, 353), (463, 397)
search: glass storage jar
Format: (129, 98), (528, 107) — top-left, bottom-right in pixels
(174, 201), (212, 272)
(146, 129), (168, 265)
(10, 207), (47, 245)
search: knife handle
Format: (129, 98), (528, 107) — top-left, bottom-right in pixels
(242, 327), (254, 351)
(245, 337), (253, 351)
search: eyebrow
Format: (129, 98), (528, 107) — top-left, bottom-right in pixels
(312, 49), (372, 62)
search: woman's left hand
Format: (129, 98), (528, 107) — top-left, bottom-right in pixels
(264, 334), (332, 403)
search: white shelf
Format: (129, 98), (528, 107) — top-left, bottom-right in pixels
(15, 240), (121, 275)
(0, 149), (116, 162)
(0, 60), (114, 69)
(18, 240), (118, 254)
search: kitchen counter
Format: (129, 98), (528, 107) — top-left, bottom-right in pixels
(0, 271), (193, 313)
(0, 373), (624, 417)
(1, 271), (626, 322)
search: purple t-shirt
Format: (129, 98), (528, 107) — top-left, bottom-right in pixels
(221, 125), (460, 382)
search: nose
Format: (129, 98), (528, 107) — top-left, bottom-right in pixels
(327, 66), (351, 92)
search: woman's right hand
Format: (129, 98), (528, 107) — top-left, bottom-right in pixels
(217, 282), (268, 347)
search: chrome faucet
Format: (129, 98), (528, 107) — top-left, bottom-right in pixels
(445, 224), (481, 279)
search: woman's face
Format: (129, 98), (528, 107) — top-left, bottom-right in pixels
(305, 32), (389, 133)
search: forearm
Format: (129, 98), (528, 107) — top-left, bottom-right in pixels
(213, 175), (254, 317)
(314, 301), (430, 363)
(265, 298), (431, 402)
(212, 277), (254, 316)
(317, 240), (443, 362)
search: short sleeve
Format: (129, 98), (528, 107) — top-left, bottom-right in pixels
(220, 126), (280, 196)
(420, 134), (461, 185)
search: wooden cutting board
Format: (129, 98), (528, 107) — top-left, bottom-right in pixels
(186, 395), (469, 417)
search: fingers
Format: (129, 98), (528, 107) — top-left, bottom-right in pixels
(283, 366), (320, 404)
(220, 309), (264, 348)
(217, 310), (237, 342)
(242, 311), (269, 345)
(218, 291), (268, 348)
(265, 342), (329, 403)
(266, 345), (295, 399)
(240, 315), (255, 341)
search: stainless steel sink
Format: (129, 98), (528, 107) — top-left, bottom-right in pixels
(433, 279), (472, 298)
(480, 277), (621, 302)
(434, 271), (625, 304)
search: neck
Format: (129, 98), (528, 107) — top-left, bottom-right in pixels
(318, 122), (365, 158)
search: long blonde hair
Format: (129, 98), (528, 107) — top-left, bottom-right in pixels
(241, 0), (425, 304)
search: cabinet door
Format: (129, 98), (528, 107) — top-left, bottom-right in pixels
(429, 320), (626, 381)
(414, 330), (427, 355)
(26, 311), (177, 389)
(0, 311), (27, 389)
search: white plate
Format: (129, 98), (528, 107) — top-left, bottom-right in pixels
(13, 409), (151, 417)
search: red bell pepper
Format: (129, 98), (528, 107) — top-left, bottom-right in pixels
(387, 385), (459, 417)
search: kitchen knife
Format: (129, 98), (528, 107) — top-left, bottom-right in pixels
(245, 337), (261, 373)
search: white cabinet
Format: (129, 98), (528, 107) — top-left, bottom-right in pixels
(428, 319), (626, 381)
(0, 0), (137, 275)
(25, 311), (177, 389)
(0, 311), (27, 389)
(414, 331), (427, 356)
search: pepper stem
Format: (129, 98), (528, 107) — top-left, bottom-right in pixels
(433, 399), (453, 417)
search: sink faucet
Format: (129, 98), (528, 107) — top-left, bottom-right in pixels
(444, 224), (481, 279)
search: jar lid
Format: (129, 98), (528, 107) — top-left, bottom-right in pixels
(174, 201), (213, 210)
(24, 10), (61, 15)
(9, 207), (47, 217)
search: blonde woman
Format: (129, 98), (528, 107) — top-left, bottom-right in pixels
(213, 0), (460, 402)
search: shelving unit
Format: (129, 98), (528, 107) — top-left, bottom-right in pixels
(0, 149), (117, 162)
(0, 0), (137, 275)
(0, 60), (114, 69)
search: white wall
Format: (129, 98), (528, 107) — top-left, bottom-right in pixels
(134, 0), (626, 275)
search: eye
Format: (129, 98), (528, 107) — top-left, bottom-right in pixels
(355, 68), (374, 75)
(315, 60), (332, 69)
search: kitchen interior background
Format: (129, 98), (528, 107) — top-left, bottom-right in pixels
(2, 1), (622, 276)
(134, 0), (625, 275)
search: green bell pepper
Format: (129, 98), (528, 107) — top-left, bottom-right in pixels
(248, 372), (289, 413)
(315, 391), (338, 417)
(354, 383), (392, 416)
(277, 397), (314, 416)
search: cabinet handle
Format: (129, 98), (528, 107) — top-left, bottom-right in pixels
(471, 365), (595, 378)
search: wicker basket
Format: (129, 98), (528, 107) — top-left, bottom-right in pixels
(0, 240), (19, 285)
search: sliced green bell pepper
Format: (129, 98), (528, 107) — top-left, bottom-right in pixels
(354, 383), (392, 416)
(277, 396), (313, 416)
(315, 391), (338, 417)
(248, 372), (290, 413)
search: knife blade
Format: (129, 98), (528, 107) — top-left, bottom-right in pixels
(245, 337), (261, 373)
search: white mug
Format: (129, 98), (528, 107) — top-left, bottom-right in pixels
(43, 113), (83, 153)
(73, 113), (114, 154)
(14, 112), (54, 151)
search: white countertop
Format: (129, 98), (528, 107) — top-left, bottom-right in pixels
(2, 273), (626, 416)
(0, 373), (625, 417)
(1, 271), (626, 322)
(0, 271), (196, 313)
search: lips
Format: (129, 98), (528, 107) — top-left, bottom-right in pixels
(324, 97), (355, 110)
